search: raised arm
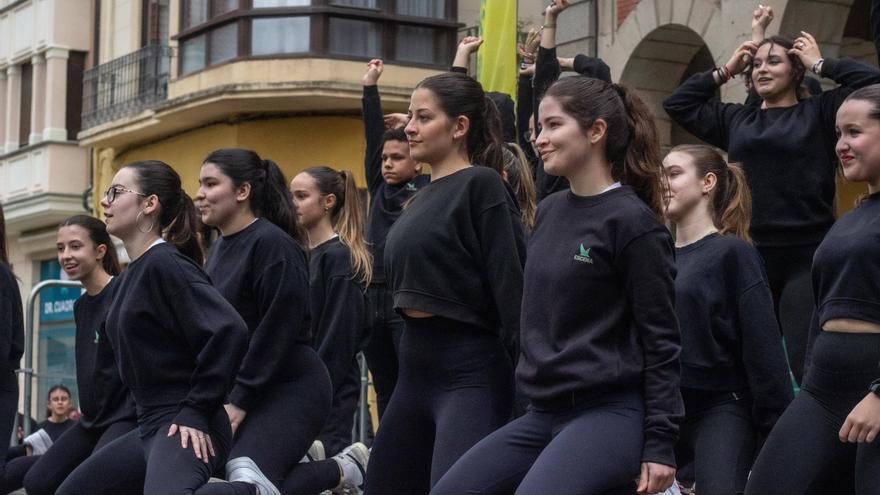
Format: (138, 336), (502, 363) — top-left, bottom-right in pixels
(362, 59), (386, 194)
(452, 36), (483, 73)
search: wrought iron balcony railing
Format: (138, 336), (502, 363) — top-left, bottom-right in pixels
(81, 44), (172, 129)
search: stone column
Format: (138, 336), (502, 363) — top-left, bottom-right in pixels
(0, 71), (7, 148)
(29, 53), (46, 145)
(42, 48), (69, 142)
(4, 65), (21, 153)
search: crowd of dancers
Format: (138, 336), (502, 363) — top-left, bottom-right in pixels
(0, 1), (879, 494)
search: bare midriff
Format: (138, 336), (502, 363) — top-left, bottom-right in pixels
(823, 318), (880, 333)
(403, 309), (435, 318)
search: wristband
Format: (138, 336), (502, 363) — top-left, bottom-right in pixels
(541, 23), (556, 29)
(870, 379), (880, 398)
(812, 58), (824, 76)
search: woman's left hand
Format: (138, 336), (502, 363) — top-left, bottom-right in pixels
(839, 392), (880, 443)
(224, 403), (247, 436)
(637, 462), (676, 494)
(168, 424), (216, 463)
(789, 31), (822, 70)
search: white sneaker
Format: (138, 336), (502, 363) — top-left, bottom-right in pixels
(225, 457), (281, 495)
(299, 440), (326, 463)
(331, 442), (369, 495)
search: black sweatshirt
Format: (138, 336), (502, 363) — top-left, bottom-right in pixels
(384, 166), (526, 347)
(663, 58), (880, 247)
(309, 237), (369, 403)
(0, 262), (23, 391)
(362, 84), (430, 283)
(811, 191), (880, 346)
(205, 219), (311, 412)
(75, 277), (136, 431)
(37, 418), (75, 441)
(103, 242), (247, 436)
(516, 187), (683, 467)
(675, 233), (792, 434)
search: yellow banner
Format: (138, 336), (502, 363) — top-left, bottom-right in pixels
(477, 0), (517, 98)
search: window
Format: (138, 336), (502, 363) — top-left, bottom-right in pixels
(396, 25), (450, 65)
(253, 0), (309, 6)
(176, 1), (456, 75)
(209, 22), (239, 64)
(181, 34), (207, 74)
(66, 52), (86, 140)
(396, 0), (446, 19)
(328, 18), (381, 58)
(20, 63), (32, 147)
(252, 17), (310, 55)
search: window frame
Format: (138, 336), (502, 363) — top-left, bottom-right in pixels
(174, 0), (458, 77)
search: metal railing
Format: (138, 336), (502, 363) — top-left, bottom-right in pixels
(20, 280), (83, 436)
(82, 44), (172, 129)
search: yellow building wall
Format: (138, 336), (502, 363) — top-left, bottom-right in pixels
(93, 115), (368, 209)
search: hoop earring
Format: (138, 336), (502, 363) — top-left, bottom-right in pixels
(136, 211), (156, 234)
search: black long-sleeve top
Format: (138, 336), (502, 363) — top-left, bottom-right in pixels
(205, 219), (311, 412)
(0, 262), (23, 391)
(516, 187), (683, 467)
(309, 237), (369, 401)
(362, 85), (430, 283)
(811, 191), (880, 346)
(664, 58), (880, 247)
(675, 233), (792, 434)
(75, 277), (136, 431)
(384, 166), (526, 347)
(103, 242), (247, 436)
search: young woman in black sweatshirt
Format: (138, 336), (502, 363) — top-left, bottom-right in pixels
(57, 160), (248, 495)
(664, 31), (880, 383)
(0, 203), (24, 491)
(745, 85), (880, 495)
(360, 59), (428, 422)
(432, 76), (682, 495)
(662, 145), (793, 494)
(14, 216), (139, 495)
(363, 71), (526, 494)
(284, 166), (372, 495)
(191, 148), (332, 495)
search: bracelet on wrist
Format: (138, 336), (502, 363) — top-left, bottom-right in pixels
(542, 23), (556, 29)
(812, 58), (824, 76)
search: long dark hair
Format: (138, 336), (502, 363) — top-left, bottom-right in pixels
(668, 145), (753, 242)
(125, 160), (203, 265)
(302, 167), (372, 285)
(58, 215), (121, 276)
(747, 36), (810, 100)
(0, 202), (8, 267)
(415, 72), (506, 174)
(202, 148), (302, 242)
(545, 77), (665, 217)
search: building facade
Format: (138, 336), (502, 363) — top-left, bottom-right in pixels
(1, 0), (95, 414)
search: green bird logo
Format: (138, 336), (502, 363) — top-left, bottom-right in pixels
(574, 244), (594, 264)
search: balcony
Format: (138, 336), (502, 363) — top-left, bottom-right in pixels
(81, 44), (172, 129)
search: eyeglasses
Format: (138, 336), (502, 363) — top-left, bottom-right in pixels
(104, 186), (147, 204)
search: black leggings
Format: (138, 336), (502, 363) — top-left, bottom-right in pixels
(57, 408), (235, 495)
(19, 419), (138, 495)
(363, 284), (404, 420)
(203, 345), (332, 495)
(746, 332), (880, 495)
(675, 390), (756, 495)
(364, 315), (514, 494)
(430, 390), (644, 495)
(757, 244), (817, 383)
(0, 382), (21, 493)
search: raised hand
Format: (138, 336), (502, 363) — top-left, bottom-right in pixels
(544, 0), (570, 20)
(789, 31), (823, 72)
(363, 59), (384, 86)
(752, 4), (774, 35)
(518, 28), (541, 63)
(458, 36), (484, 55)
(725, 40), (759, 77)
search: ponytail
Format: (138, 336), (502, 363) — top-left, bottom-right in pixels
(58, 215), (121, 276)
(303, 167), (373, 286)
(126, 160), (203, 265)
(669, 145), (753, 243)
(545, 78), (665, 218)
(203, 148), (304, 244)
(415, 72), (506, 175)
(502, 143), (537, 231)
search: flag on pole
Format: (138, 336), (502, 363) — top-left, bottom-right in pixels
(477, 0), (517, 98)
